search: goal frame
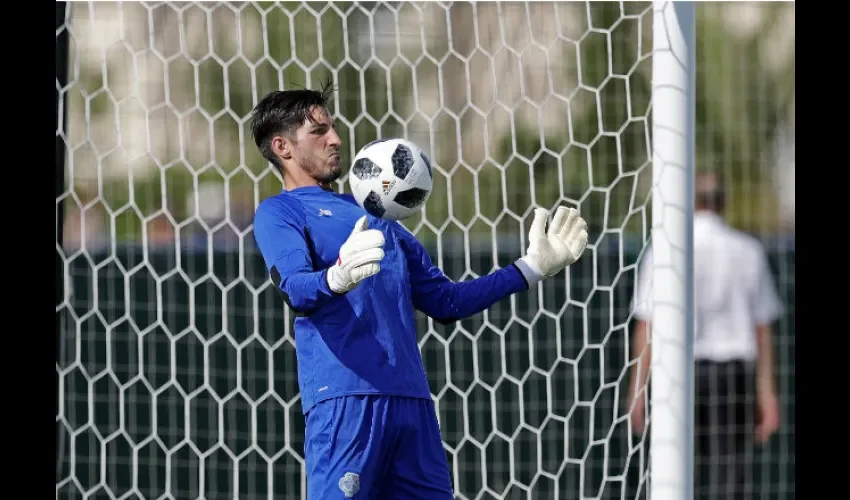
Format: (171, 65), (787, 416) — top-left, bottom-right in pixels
(649, 1), (696, 499)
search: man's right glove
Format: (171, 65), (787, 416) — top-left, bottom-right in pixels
(326, 215), (386, 294)
(515, 206), (589, 286)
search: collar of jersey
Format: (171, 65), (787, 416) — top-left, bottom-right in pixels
(284, 185), (335, 194)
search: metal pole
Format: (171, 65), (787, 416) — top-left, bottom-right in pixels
(650, 1), (696, 499)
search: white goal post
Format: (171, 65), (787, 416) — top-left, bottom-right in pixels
(649, 2), (695, 500)
(57, 2), (799, 500)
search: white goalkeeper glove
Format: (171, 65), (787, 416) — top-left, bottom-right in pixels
(515, 206), (589, 286)
(326, 215), (386, 294)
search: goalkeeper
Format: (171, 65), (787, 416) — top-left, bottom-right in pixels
(250, 84), (589, 500)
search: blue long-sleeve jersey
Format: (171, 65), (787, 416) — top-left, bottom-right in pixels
(253, 185), (531, 413)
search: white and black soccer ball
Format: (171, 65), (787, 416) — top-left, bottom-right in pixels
(348, 138), (433, 221)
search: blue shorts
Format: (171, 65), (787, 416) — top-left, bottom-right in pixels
(304, 395), (454, 499)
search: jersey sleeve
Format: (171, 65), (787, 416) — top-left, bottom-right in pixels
(395, 224), (528, 324)
(252, 197), (337, 315)
(751, 246), (783, 325)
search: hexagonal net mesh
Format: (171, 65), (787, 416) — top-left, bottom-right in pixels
(56, 2), (795, 500)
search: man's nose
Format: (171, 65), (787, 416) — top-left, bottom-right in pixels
(327, 128), (342, 148)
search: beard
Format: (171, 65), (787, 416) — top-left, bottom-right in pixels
(300, 155), (341, 184)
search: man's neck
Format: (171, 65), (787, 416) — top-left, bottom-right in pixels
(282, 171), (331, 191)
(695, 208), (725, 222)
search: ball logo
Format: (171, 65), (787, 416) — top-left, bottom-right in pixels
(338, 472), (360, 498)
(381, 180), (393, 196)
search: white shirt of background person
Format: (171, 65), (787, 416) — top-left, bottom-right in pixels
(626, 172), (783, 444)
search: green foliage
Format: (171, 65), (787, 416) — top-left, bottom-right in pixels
(694, 4), (794, 231)
(63, 1), (794, 243)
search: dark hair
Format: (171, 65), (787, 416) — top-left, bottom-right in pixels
(250, 80), (335, 170)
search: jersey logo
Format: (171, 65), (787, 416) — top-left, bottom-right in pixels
(318, 208), (333, 217)
(338, 472), (360, 498)
(381, 180), (393, 196)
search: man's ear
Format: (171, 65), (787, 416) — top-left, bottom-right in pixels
(271, 135), (292, 160)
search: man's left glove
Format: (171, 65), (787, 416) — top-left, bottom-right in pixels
(515, 206), (589, 286)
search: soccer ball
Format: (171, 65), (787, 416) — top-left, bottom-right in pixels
(348, 138), (433, 221)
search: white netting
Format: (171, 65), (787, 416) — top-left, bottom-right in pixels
(56, 2), (795, 499)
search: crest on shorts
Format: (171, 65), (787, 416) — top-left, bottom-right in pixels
(338, 472), (360, 498)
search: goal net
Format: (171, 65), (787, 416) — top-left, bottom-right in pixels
(56, 2), (795, 499)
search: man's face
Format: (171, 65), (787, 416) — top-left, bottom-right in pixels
(288, 106), (342, 184)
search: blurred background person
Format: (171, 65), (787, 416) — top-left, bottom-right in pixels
(626, 171), (783, 500)
(145, 213), (176, 251)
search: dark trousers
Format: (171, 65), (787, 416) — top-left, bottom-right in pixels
(694, 360), (756, 500)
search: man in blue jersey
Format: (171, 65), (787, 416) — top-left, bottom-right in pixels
(250, 83), (589, 499)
